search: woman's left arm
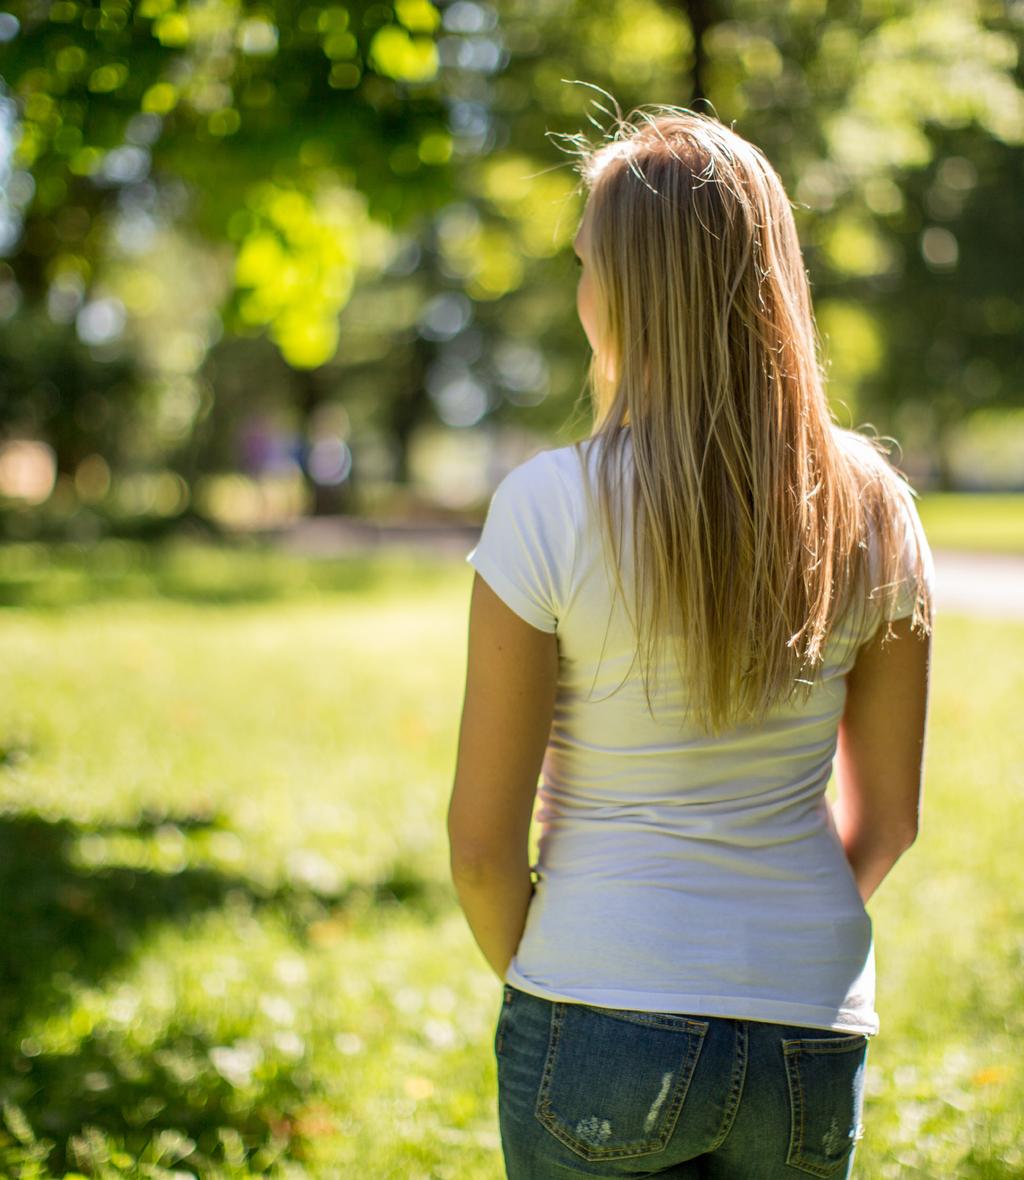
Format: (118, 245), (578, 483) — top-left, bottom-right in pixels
(447, 571), (559, 981)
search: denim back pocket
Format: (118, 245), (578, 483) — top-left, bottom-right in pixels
(782, 1032), (868, 1178)
(534, 1002), (709, 1162)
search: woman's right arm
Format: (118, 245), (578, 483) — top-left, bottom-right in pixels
(832, 613), (932, 905)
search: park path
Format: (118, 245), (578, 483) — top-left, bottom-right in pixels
(271, 517), (1024, 621)
(929, 550), (1024, 621)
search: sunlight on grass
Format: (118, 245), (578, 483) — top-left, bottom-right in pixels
(851, 613), (1024, 1178)
(917, 494), (1024, 555)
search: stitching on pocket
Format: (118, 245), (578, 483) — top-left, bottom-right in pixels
(533, 1002), (708, 1162)
(783, 1035), (867, 1178)
(782, 1033), (868, 1053)
(579, 1004), (711, 1034)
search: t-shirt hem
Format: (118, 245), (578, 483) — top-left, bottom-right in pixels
(465, 550), (558, 633)
(503, 965), (879, 1037)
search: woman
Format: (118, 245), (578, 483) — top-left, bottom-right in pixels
(447, 106), (933, 1180)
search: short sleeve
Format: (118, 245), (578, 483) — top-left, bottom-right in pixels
(876, 482), (936, 623)
(465, 452), (577, 633)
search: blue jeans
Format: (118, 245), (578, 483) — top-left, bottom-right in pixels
(494, 984), (869, 1179)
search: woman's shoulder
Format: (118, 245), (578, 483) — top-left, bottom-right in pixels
(498, 440), (591, 501)
(830, 428), (934, 625)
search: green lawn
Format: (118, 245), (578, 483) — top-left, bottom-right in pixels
(917, 493), (1024, 555)
(0, 541), (1020, 1179)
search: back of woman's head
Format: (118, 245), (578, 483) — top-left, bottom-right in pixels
(562, 103), (932, 734)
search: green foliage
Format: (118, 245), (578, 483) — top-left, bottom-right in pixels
(2, 0), (1023, 510)
(2, 0), (452, 364)
(0, 305), (143, 471)
(230, 182), (361, 368)
(368, 22), (439, 82)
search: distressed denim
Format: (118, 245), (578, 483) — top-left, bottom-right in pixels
(494, 983), (869, 1179)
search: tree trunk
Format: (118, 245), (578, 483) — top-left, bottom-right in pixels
(931, 395), (961, 492)
(683, 0), (718, 106)
(388, 333), (431, 487)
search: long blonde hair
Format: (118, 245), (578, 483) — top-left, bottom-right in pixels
(561, 104), (932, 735)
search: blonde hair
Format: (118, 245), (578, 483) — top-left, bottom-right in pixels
(560, 103), (932, 735)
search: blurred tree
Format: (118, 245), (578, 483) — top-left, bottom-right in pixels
(410, 0), (1024, 483)
(0, 0), (453, 513)
(2, 0), (1023, 521)
(842, 125), (1024, 487)
(664, 0), (1024, 485)
(0, 291), (141, 477)
(2, 0), (452, 311)
(411, 0), (694, 456)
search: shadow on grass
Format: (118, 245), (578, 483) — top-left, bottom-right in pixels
(0, 537), (463, 611)
(0, 810), (448, 1174)
(954, 1159), (1024, 1180)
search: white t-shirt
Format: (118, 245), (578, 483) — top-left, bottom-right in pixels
(464, 429), (934, 1036)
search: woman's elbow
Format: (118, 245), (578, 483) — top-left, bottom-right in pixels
(898, 821), (919, 849)
(447, 814), (498, 874)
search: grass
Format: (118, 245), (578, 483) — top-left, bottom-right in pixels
(916, 494), (1024, 555)
(0, 540), (1021, 1178)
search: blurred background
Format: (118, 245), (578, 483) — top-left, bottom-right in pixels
(0, 2), (1022, 1178)
(1, 0), (1022, 541)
